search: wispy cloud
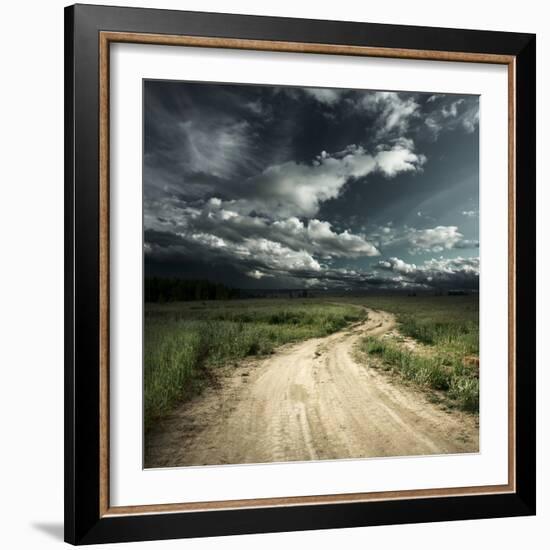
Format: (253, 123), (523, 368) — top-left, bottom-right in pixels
(356, 91), (420, 139)
(424, 95), (479, 138)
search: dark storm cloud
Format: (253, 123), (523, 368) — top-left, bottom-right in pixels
(144, 81), (479, 290)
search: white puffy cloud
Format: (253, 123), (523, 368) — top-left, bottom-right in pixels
(305, 219), (380, 257)
(406, 225), (465, 252)
(290, 255), (480, 291)
(377, 257), (417, 274)
(149, 198), (380, 260)
(374, 138), (426, 177)
(247, 269), (268, 280)
(377, 256), (479, 289)
(146, 222), (479, 290)
(374, 224), (478, 254)
(228, 142), (426, 218)
(186, 233), (322, 274)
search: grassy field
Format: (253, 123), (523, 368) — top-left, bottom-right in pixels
(144, 300), (365, 430)
(352, 295), (479, 412)
(144, 295), (479, 430)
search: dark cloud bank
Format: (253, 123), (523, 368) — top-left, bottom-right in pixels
(144, 80), (479, 292)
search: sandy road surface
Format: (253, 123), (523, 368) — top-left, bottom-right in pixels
(145, 309), (478, 468)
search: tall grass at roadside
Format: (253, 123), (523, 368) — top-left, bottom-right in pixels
(398, 315), (478, 356)
(341, 295), (479, 356)
(361, 336), (479, 412)
(342, 295), (479, 411)
(144, 301), (365, 429)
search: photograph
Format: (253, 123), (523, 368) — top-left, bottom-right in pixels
(59, 2), (537, 545)
(142, 80), (481, 468)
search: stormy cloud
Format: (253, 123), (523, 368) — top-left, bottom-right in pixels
(144, 80), (479, 291)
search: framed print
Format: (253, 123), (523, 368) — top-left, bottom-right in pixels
(64, 4), (536, 545)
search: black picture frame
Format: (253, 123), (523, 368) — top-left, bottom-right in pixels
(65, 3), (536, 545)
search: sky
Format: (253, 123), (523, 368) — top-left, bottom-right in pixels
(143, 80), (479, 292)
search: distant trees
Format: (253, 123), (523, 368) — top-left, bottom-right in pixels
(145, 277), (240, 302)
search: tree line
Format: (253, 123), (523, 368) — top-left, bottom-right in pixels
(145, 277), (240, 302)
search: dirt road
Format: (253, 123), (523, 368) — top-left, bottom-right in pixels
(145, 309), (478, 468)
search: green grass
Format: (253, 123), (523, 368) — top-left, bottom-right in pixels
(145, 295), (479, 429)
(355, 295), (479, 412)
(361, 336), (479, 411)
(144, 300), (365, 430)
(342, 295), (478, 355)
